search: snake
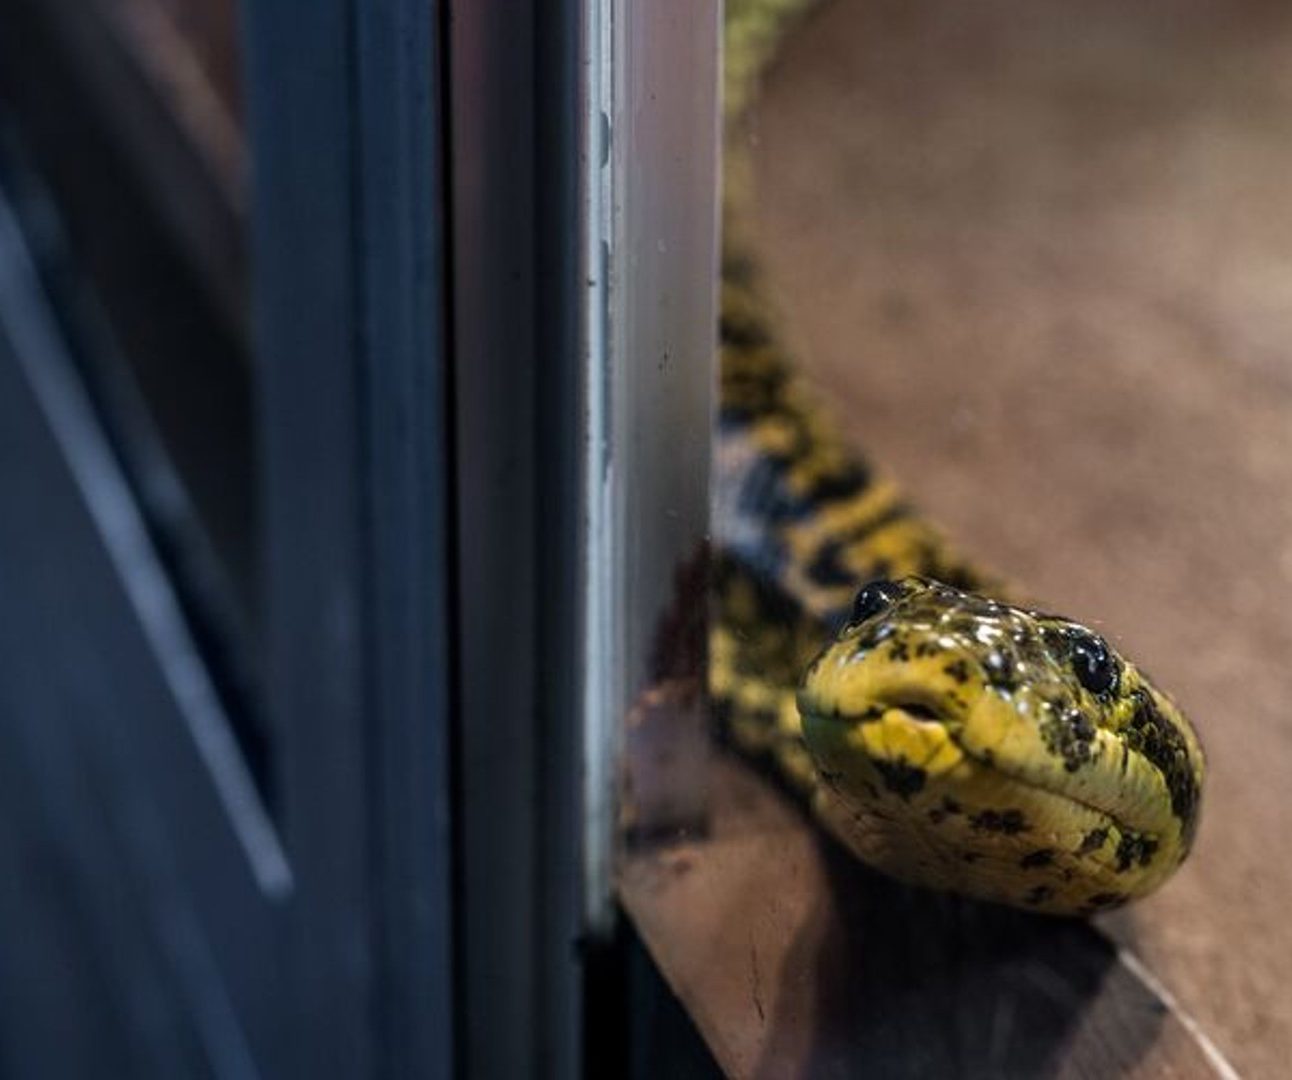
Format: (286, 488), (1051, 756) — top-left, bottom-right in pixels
(711, 0), (1205, 916)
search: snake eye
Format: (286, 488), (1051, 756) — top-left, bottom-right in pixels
(1069, 630), (1118, 696)
(851, 580), (902, 625)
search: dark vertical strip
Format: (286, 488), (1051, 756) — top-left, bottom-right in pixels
(446, 0), (591, 1071)
(446, 3), (541, 1077)
(533, 0), (588, 1075)
(246, 0), (457, 1071)
(353, 0), (457, 1076)
(244, 0), (374, 1070)
(247, 4), (361, 1078)
(528, 0), (588, 1073)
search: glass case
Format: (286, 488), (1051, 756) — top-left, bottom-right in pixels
(0, 0), (1279, 1074)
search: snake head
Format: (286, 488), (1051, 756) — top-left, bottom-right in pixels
(797, 577), (1205, 915)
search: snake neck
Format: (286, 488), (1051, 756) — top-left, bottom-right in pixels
(714, 0), (994, 781)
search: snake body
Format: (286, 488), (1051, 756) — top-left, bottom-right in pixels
(712, 0), (1205, 915)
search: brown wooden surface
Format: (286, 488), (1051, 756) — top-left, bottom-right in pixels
(623, 756), (1224, 1078)
(748, 0), (1287, 1072)
(625, 0), (1292, 1074)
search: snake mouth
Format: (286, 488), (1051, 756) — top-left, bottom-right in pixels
(802, 681), (1170, 841)
(799, 680), (969, 730)
(885, 700), (942, 722)
(870, 687), (961, 725)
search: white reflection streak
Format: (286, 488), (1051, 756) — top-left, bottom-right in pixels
(0, 196), (291, 899)
(1117, 948), (1242, 1080)
(580, 0), (621, 937)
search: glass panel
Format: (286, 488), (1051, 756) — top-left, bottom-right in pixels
(586, 0), (721, 932)
(0, 0), (262, 775)
(614, 0), (1248, 1074)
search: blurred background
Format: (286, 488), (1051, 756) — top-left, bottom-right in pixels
(0, 0), (460, 1074)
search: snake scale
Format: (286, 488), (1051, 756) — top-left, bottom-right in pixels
(711, 0), (1205, 916)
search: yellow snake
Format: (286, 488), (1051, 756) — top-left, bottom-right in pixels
(712, 0), (1205, 916)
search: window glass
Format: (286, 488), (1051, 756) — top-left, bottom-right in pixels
(0, 0), (262, 775)
(616, 0), (1266, 1074)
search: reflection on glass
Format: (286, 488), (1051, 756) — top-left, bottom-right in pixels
(0, 0), (263, 778)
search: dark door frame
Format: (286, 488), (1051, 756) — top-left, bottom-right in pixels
(245, 0), (456, 1075)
